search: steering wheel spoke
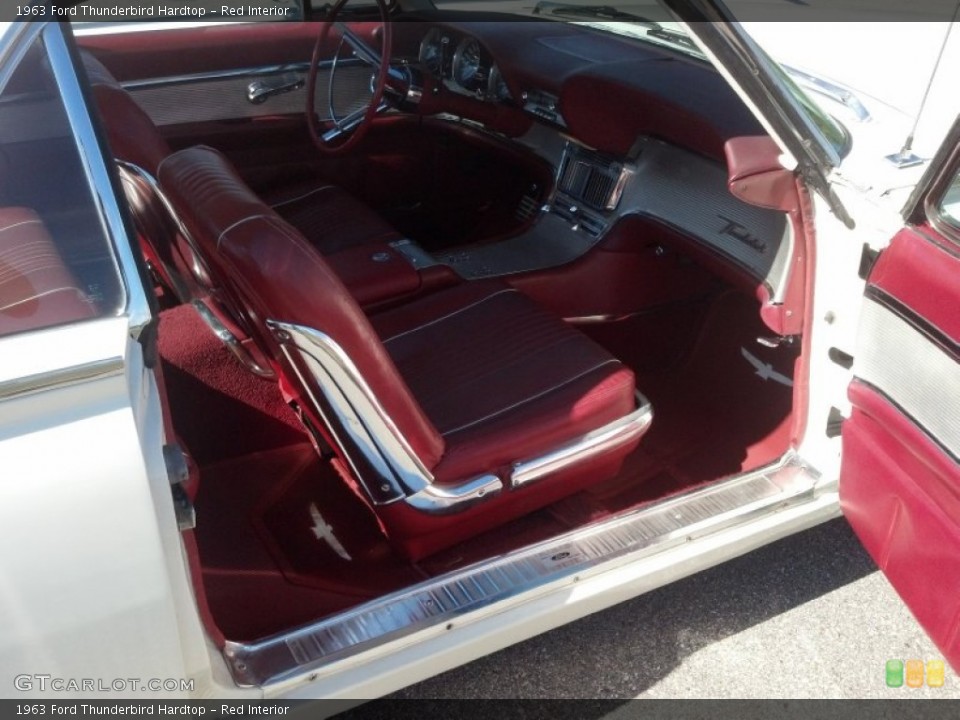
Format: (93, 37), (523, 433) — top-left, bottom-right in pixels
(307, 0), (392, 155)
(334, 22), (382, 67)
(322, 100), (390, 144)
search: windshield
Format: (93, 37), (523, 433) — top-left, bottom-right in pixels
(430, 0), (851, 157)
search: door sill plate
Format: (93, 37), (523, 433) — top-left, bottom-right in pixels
(224, 453), (818, 686)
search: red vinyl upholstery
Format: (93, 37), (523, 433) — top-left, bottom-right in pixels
(370, 280), (637, 484)
(158, 146), (445, 470)
(0, 208), (96, 336)
(81, 52), (172, 178)
(157, 145), (646, 559)
(79, 51), (403, 260)
(264, 180), (403, 255)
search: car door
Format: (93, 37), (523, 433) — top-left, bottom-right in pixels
(841, 115), (960, 671)
(0, 21), (211, 695)
(73, 16), (383, 195)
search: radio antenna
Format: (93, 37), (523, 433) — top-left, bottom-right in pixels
(887, 3), (960, 168)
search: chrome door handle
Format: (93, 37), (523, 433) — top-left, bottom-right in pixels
(247, 72), (305, 104)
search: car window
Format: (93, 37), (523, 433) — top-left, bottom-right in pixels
(938, 169), (960, 227)
(0, 31), (125, 338)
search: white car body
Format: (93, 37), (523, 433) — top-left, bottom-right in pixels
(0, 10), (956, 701)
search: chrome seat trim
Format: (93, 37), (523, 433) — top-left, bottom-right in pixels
(192, 301), (275, 380)
(405, 473), (503, 514)
(510, 391), (653, 488)
(268, 319), (434, 505)
(266, 322), (650, 513)
(223, 453), (818, 687)
(115, 160), (212, 293)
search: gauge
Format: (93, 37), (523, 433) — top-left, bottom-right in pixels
(488, 64), (511, 102)
(452, 37), (484, 91)
(418, 28), (446, 75)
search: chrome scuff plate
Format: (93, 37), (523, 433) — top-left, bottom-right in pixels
(224, 454), (816, 686)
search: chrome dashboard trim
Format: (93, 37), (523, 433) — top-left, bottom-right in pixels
(0, 356), (124, 402)
(223, 452), (818, 687)
(443, 131), (793, 302)
(510, 392), (653, 488)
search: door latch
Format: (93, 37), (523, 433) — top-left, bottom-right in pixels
(247, 72), (305, 105)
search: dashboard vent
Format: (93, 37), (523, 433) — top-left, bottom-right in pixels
(516, 193), (540, 222)
(557, 144), (630, 211)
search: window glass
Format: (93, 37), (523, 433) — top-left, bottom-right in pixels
(0, 33), (125, 338)
(938, 169), (960, 226)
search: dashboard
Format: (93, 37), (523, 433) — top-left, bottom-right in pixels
(417, 28), (511, 103)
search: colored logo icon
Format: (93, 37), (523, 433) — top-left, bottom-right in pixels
(906, 659), (924, 688)
(886, 659), (946, 688)
(886, 659), (904, 687)
(927, 660), (946, 688)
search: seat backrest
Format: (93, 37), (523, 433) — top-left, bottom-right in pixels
(79, 52), (192, 298)
(80, 51), (171, 177)
(0, 207), (96, 335)
(157, 146), (446, 494)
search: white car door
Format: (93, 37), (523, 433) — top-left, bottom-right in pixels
(0, 21), (209, 698)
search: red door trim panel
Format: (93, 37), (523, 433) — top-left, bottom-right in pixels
(842, 223), (960, 671)
(841, 381), (960, 670)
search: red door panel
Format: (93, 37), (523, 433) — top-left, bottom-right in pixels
(76, 23), (383, 192)
(841, 225), (960, 670)
(76, 22), (361, 80)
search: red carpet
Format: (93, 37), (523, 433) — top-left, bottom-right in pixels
(158, 304), (303, 465)
(158, 288), (796, 641)
(194, 443), (427, 641)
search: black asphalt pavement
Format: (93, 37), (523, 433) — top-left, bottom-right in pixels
(386, 518), (957, 699)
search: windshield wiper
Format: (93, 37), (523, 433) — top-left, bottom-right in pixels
(532, 2), (700, 52)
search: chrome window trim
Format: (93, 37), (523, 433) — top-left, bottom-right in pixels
(0, 355), (123, 402)
(43, 23), (152, 337)
(0, 23), (43, 99)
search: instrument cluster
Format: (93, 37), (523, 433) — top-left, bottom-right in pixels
(418, 27), (511, 103)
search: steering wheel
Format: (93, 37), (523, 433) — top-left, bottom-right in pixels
(307, 0), (393, 155)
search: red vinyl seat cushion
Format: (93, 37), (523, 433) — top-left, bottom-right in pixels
(0, 208), (96, 335)
(370, 280), (637, 484)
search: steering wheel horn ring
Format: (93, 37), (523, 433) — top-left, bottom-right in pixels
(306, 0), (393, 155)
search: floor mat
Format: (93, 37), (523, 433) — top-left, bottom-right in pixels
(253, 452), (426, 595)
(580, 290), (797, 511)
(195, 443), (426, 642)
